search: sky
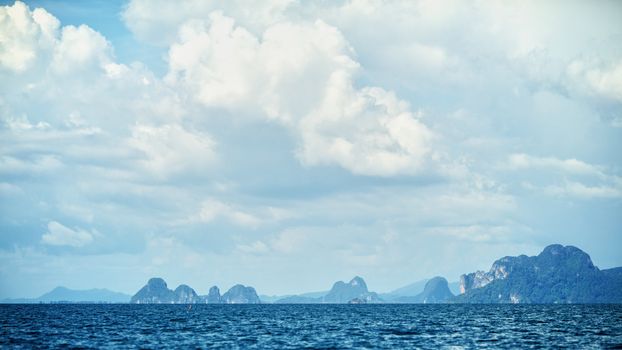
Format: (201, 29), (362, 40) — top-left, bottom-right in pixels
(0, 0), (621, 298)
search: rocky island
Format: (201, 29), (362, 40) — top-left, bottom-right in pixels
(6, 244), (620, 305)
(456, 244), (622, 303)
(275, 276), (382, 303)
(130, 278), (260, 304)
(272, 244), (622, 304)
(390, 277), (455, 303)
(221, 285), (261, 304)
(322, 276), (382, 303)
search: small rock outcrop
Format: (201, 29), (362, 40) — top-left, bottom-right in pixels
(322, 276), (382, 303)
(415, 277), (454, 303)
(174, 284), (200, 304)
(206, 286), (222, 304)
(390, 276), (454, 303)
(274, 276), (383, 304)
(221, 285), (261, 304)
(130, 278), (175, 304)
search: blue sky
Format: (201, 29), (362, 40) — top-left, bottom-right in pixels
(0, 0), (621, 298)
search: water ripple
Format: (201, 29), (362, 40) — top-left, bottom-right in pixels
(1, 304), (621, 349)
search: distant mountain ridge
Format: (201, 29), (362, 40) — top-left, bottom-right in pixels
(457, 244), (622, 303)
(1, 286), (130, 303)
(260, 291), (327, 303)
(380, 279), (461, 301)
(265, 279), (461, 303)
(382, 279), (428, 299)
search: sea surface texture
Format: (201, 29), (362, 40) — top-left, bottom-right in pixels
(1, 304), (621, 349)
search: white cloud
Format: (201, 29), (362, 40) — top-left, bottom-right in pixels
(166, 13), (434, 176)
(41, 221), (94, 247)
(305, 0), (622, 116)
(166, 14), (356, 123)
(297, 86), (433, 176)
(269, 229), (308, 254)
(567, 60), (622, 102)
(508, 154), (622, 199)
(58, 203), (94, 223)
(122, 0), (622, 109)
(122, 0), (621, 179)
(196, 199), (261, 228)
(50, 24), (112, 74)
(236, 241), (269, 255)
(507, 154), (604, 177)
(146, 236), (206, 268)
(1, 1), (186, 131)
(543, 181), (622, 199)
(0, 2), (114, 78)
(128, 124), (216, 179)
(122, 0), (294, 45)
(0, 154), (63, 176)
(187, 199), (293, 230)
(3, 115), (51, 131)
(0, 2), (225, 255)
(0, 1), (59, 72)
(425, 224), (533, 243)
(0, 2), (212, 188)
(0, 182), (22, 196)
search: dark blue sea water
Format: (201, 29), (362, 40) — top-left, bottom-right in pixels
(1, 304), (621, 349)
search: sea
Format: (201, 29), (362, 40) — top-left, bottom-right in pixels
(1, 304), (621, 349)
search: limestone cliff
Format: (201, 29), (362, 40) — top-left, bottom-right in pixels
(457, 244), (622, 303)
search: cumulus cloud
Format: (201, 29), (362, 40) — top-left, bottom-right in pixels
(269, 229), (308, 254)
(41, 221), (94, 247)
(1, 1), (214, 180)
(195, 199), (262, 228)
(51, 25), (112, 74)
(0, 1), (115, 81)
(302, 1), (622, 118)
(0, 1), (225, 257)
(1, 2), (186, 129)
(181, 198), (292, 230)
(425, 224), (534, 244)
(566, 60), (622, 102)
(543, 181), (622, 199)
(0, 154), (62, 176)
(128, 124), (216, 179)
(297, 86), (433, 176)
(122, 0), (622, 105)
(122, 0), (294, 45)
(122, 0), (621, 177)
(166, 13), (434, 176)
(0, 182), (22, 196)
(507, 154), (604, 177)
(507, 154), (622, 200)
(236, 240), (269, 255)
(0, 1), (59, 71)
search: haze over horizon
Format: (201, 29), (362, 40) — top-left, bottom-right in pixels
(1, 0), (621, 299)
